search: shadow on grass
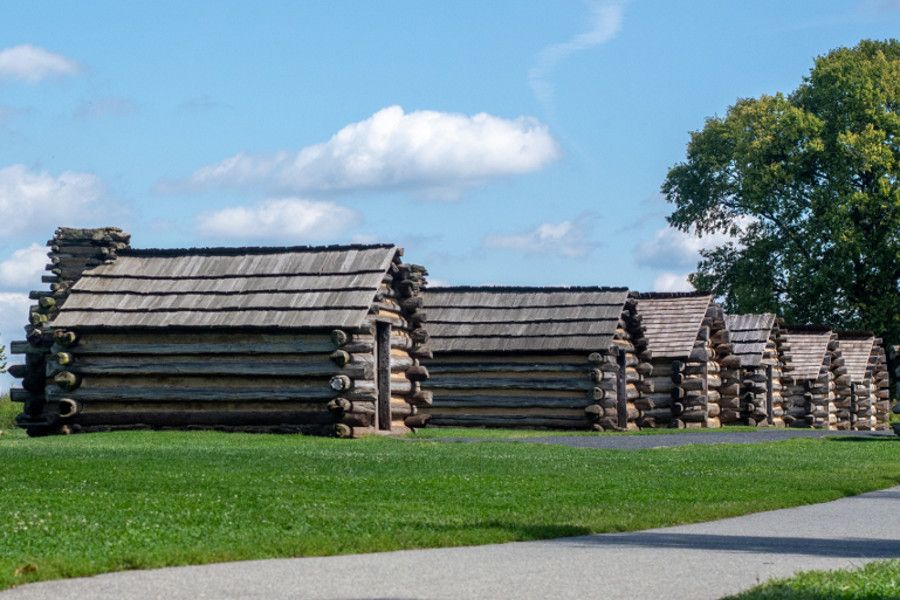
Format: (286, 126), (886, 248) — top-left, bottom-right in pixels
(421, 520), (591, 541)
(826, 436), (898, 443)
(561, 532), (900, 558)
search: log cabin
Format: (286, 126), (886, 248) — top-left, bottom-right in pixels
(833, 332), (892, 430)
(780, 326), (836, 429)
(633, 292), (732, 429)
(420, 287), (649, 431)
(9, 227), (430, 437)
(722, 314), (785, 427)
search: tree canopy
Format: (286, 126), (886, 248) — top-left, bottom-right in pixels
(663, 39), (900, 344)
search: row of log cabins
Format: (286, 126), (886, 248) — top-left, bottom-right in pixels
(8, 227), (893, 436)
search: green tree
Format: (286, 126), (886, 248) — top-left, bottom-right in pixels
(663, 39), (900, 345)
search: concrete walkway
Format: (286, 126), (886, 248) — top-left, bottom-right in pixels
(4, 486), (898, 600)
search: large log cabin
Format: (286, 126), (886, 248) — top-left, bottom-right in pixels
(10, 227), (429, 437)
(723, 314), (786, 427)
(632, 292), (732, 428)
(832, 331), (892, 431)
(780, 326), (836, 429)
(420, 287), (649, 431)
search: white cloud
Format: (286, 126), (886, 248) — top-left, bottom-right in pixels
(0, 244), (46, 290)
(634, 219), (753, 270)
(528, 1), (624, 109)
(653, 272), (694, 293)
(0, 164), (110, 236)
(197, 198), (360, 242)
(484, 218), (594, 258)
(0, 44), (80, 83)
(175, 105), (561, 197)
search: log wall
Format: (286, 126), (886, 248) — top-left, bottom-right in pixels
(636, 299), (731, 429)
(782, 336), (836, 430)
(11, 229), (429, 438)
(423, 297), (648, 431)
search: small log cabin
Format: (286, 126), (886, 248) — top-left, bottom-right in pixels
(722, 314), (785, 427)
(10, 227), (430, 437)
(633, 292), (732, 428)
(833, 332), (892, 431)
(780, 326), (836, 429)
(420, 287), (649, 431)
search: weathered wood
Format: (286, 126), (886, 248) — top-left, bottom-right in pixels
(47, 385), (337, 402)
(56, 358), (369, 379)
(376, 321), (392, 431)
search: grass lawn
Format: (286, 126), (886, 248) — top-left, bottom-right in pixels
(0, 395), (16, 432)
(408, 425), (762, 439)
(724, 559), (900, 599)
(0, 428), (897, 591)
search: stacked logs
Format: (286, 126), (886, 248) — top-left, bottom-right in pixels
(590, 295), (648, 431)
(736, 318), (785, 427)
(717, 328), (743, 425)
(327, 256), (430, 437)
(781, 329), (836, 429)
(676, 303), (730, 428)
(9, 227), (129, 435)
(871, 340), (891, 430)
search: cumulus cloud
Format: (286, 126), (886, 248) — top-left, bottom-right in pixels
(197, 198), (360, 242)
(652, 272), (694, 293)
(484, 218), (595, 258)
(528, 1), (624, 109)
(634, 219), (752, 270)
(0, 164), (111, 236)
(0, 44), (80, 83)
(0, 244), (46, 290)
(172, 105), (560, 197)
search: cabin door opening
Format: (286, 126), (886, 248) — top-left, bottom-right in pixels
(376, 321), (392, 431)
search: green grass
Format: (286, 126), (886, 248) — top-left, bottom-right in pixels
(725, 560), (900, 599)
(0, 395), (16, 432)
(408, 425), (761, 439)
(0, 431), (897, 591)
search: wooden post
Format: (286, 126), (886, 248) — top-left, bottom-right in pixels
(376, 321), (391, 431)
(766, 364), (774, 425)
(616, 348), (627, 429)
(849, 382), (857, 428)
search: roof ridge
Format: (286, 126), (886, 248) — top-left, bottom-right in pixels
(634, 291), (712, 299)
(426, 285), (629, 293)
(120, 243), (397, 257)
(835, 330), (875, 339)
(784, 325), (833, 333)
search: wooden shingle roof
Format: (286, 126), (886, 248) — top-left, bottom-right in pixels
(425, 287), (630, 353)
(635, 292), (713, 359)
(782, 327), (832, 380)
(725, 313), (776, 367)
(836, 332), (876, 383)
(53, 244), (398, 329)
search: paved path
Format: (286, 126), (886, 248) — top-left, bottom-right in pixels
(4, 486), (898, 600)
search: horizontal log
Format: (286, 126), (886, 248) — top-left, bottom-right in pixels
(71, 339), (341, 356)
(429, 395), (592, 409)
(47, 386), (336, 402)
(404, 414), (431, 428)
(55, 358), (369, 379)
(428, 415), (590, 429)
(425, 376), (593, 392)
(10, 341), (46, 355)
(70, 408), (338, 427)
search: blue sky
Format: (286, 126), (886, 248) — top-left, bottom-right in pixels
(1, 1), (898, 382)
